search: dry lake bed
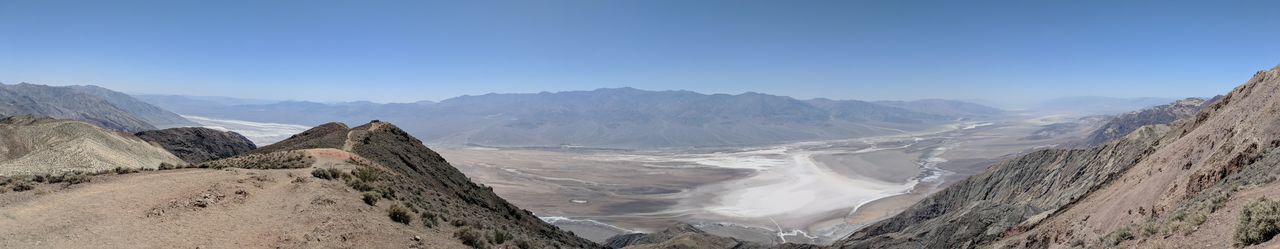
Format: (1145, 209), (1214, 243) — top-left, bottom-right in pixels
(437, 114), (1095, 244)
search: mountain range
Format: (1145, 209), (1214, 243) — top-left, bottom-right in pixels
(0, 83), (195, 133)
(137, 88), (1003, 148)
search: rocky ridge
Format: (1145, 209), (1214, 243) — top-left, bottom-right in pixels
(135, 127), (257, 163)
(835, 66), (1280, 248)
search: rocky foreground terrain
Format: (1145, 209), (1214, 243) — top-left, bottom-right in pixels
(0, 120), (597, 248)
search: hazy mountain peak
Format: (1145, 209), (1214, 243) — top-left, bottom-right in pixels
(0, 82), (195, 132)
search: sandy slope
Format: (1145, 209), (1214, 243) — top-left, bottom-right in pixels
(0, 116), (184, 175)
(0, 149), (465, 249)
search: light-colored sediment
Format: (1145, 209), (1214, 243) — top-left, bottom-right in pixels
(441, 117), (1091, 244)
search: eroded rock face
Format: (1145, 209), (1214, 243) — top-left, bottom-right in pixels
(135, 127), (257, 163)
(834, 66), (1280, 249)
(834, 125), (1168, 249)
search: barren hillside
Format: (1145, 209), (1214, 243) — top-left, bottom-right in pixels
(833, 66), (1280, 248)
(0, 116), (184, 176)
(0, 119), (600, 248)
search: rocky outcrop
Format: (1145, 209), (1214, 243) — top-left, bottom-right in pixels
(252, 120), (599, 248)
(135, 127), (257, 163)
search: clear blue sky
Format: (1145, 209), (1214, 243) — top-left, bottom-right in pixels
(1, 1), (1277, 104)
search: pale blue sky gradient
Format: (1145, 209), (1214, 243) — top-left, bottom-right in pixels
(1, 0), (1277, 103)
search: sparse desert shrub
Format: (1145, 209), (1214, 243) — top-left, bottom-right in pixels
(159, 162), (177, 170)
(515, 239), (533, 249)
(31, 174), (47, 183)
(347, 179), (375, 192)
(1210, 190), (1232, 212)
(1101, 225), (1134, 246)
(1168, 221), (1196, 236)
(450, 218), (468, 227)
(1189, 212), (1208, 226)
(362, 192), (379, 206)
(113, 167), (139, 174)
(388, 204), (412, 225)
(490, 229), (511, 245)
(454, 227), (487, 248)
(1235, 197), (1280, 247)
(352, 167), (382, 182)
(10, 180), (34, 192)
(421, 211), (439, 228)
(1068, 238), (1085, 248)
(311, 168), (345, 180)
(1139, 222), (1160, 238)
(60, 173), (91, 185)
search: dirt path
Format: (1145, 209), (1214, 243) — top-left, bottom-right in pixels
(0, 154), (464, 248)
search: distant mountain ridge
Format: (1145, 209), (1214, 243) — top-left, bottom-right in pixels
(138, 88), (1004, 148)
(872, 99), (1006, 118)
(1080, 97), (1215, 146)
(0, 83), (196, 132)
(1036, 96), (1181, 115)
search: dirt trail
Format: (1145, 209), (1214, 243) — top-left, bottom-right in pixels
(0, 150), (464, 248)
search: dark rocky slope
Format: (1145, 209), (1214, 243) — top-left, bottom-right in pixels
(253, 121), (600, 248)
(135, 127), (257, 163)
(834, 66), (1280, 248)
(834, 125), (1168, 248)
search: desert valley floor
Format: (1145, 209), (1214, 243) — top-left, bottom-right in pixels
(436, 114), (1090, 245)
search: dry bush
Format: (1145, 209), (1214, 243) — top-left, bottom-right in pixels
(454, 227), (487, 248)
(5, 176), (36, 192)
(421, 211), (439, 228)
(1235, 197), (1280, 247)
(362, 192), (379, 206)
(352, 167), (383, 182)
(113, 167), (140, 174)
(311, 168), (345, 180)
(388, 204), (412, 225)
(490, 229), (512, 245)
(347, 179), (375, 192)
(1101, 225), (1134, 246)
(202, 151), (313, 170)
